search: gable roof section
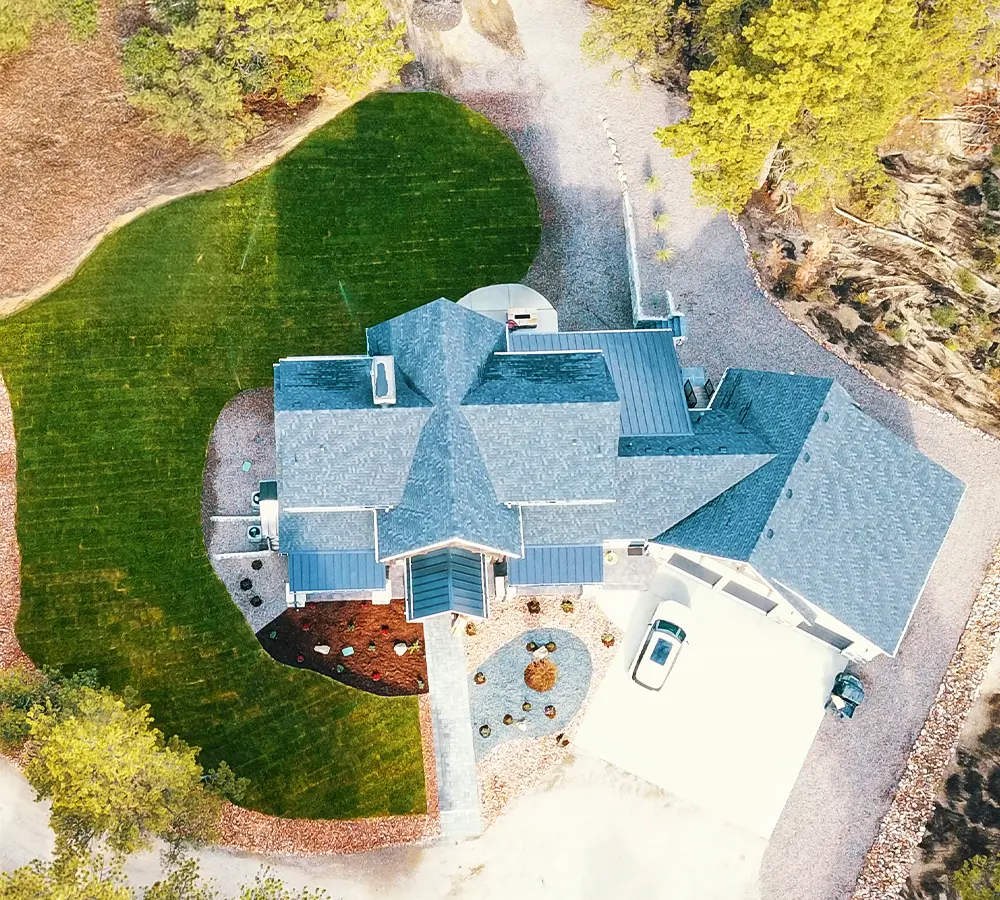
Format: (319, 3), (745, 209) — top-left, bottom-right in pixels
(657, 370), (965, 654)
(748, 381), (964, 654)
(366, 298), (506, 403)
(656, 370), (831, 560)
(509, 330), (692, 435)
(408, 548), (486, 619)
(375, 406), (523, 559)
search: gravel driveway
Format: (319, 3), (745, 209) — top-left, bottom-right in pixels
(418, 2), (1000, 897)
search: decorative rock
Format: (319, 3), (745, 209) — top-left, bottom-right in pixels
(313, 645), (330, 655)
(532, 645), (549, 661)
(410, 0), (462, 31)
(342, 646), (355, 657)
(394, 641), (407, 656)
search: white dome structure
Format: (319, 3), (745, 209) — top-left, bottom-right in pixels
(457, 283), (559, 333)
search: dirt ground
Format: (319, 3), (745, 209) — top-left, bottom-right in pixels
(258, 601), (429, 697)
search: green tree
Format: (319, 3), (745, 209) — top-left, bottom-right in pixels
(581, 0), (690, 84)
(237, 871), (327, 900)
(0, 854), (130, 900)
(955, 854), (1000, 899)
(656, 0), (996, 212)
(25, 688), (220, 856)
(0, 665), (99, 751)
(121, 0), (410, 151)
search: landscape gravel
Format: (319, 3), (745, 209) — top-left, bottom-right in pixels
(464, 594), (621, 826)
(0, 376), (27, 672)
(469, 627), (591, 758)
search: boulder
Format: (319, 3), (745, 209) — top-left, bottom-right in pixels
(411, 0), (462, 31)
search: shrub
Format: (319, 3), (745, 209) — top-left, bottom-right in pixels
(931, 304), (961, 329)
(955, 268), (979, 296)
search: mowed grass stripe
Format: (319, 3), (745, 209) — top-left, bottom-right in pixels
(3, 91), (540, 820)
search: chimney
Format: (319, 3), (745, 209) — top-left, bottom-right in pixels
(371, 356), (397, 406)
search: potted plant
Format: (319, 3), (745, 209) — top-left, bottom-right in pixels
(527, 600), (541, 614)
(474, 671), (487, 685)
(466, 621), (477, 636)
(601, 633), (616, 648)
(561, 599), (575, 613)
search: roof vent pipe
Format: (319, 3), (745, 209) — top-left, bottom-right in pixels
(371, 356), (397, 406)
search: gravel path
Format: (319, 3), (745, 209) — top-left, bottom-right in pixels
(418, 3), (1000, 897)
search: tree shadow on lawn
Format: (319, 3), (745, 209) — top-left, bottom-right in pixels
(2, 90), (540, 821)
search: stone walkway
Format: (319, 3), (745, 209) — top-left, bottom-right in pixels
(422, 616), (483, 841)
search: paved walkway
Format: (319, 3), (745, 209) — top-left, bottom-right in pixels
(422, 615), (482, 841)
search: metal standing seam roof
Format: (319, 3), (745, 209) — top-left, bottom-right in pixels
(508, 329), (692, 435)
(287, 550), (385, 592)
(507, 545), (604, 585)
(408, 548), (486, 619)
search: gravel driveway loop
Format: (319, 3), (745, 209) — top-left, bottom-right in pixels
(415, 2), (1000, 895)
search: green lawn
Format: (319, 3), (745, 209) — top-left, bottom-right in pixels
(2, 91), (540, 819)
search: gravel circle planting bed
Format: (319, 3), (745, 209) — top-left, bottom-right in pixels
(469, 627), (591, 759)
(464, 593), (621, 825)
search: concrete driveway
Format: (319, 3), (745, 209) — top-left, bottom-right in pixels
(576, 570), (844, 838)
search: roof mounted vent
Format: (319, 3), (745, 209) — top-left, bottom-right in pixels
(371, 356), (396, 406)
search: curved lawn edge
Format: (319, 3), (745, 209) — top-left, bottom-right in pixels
(3, 90), (541, 821)
(0, 87), (379, 319)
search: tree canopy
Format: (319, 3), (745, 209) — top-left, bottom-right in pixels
(581, 0), (690, 84)
(654, 0), (997, 211)
(954, 854), (1000, 900)
(24, 687), (220, 857)
(121, 0), (410, 150)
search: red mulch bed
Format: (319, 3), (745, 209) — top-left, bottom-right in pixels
(257, 600), (428, 697)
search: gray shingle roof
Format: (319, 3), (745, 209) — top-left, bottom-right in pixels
(657, 370), (965, 654)
(463, 351), (619, 405)
(375, 406), (523, 558)
(275, 406), (432, 508)
(279, 510), (375, 552)
(274, 357), (428, 411)
(462, 400), (621, 502)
